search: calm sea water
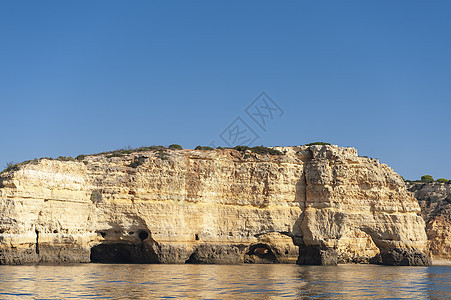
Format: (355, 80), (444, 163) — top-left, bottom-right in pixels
(0, 264), (449, 299)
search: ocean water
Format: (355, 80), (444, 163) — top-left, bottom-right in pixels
(0, 264), (450, 299)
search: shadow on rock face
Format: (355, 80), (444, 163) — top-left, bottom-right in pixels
(185, 244), (244, 264)
(296, 245), (338, 265)
(90, 243), (160, 264)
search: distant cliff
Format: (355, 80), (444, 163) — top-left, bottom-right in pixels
(408, 182), (451, 260)
(0, 145), (430, 265)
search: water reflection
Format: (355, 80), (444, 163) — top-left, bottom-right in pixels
(296, 265), (431, 299)
(0, 264), (449, 299)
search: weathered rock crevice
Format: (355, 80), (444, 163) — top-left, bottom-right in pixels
(35, 229), (39, 255)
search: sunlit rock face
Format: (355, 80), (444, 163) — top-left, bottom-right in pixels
(408, 182), (451, 260)
(0, 145), (430, 265)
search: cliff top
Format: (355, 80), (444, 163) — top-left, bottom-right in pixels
(1, 144), (385, 177)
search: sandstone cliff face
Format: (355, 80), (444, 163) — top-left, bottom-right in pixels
(0, 145), (430, 265)
(408, 182), (451, 260)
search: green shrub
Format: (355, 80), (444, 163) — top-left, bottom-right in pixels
(156, 150), (168, 160)
(437, 178), (449, 183)
(168, 144), (183, 150)
(133, 147), (151, 152)
(56, 156), (75, 162)
(149, 145), (166, 151)
(216, 146), (224, 150)
(250, 146), (282, 155)
(233, 145), (250, 152)
(305, 142), (331, 146)
(421, 175), (434, 182)
(132, 146), (166, 152)
(129, 156), (147, 168)
(1, 162), (19, 174)
(76, 155), (86, 161)
(232, 145), (282, 156)
(195, 146), (214, 151)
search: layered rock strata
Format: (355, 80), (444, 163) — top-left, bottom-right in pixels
(0, 145), (430, 265)
(408, 182), (451, 260)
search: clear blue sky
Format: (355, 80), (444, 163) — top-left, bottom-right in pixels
(1, 1), (450, 180)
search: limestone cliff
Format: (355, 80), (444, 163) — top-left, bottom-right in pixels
(408, 182), (451, 260)
(0, 145), (430, 265)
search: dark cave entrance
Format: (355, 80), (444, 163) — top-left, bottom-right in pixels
(138, 230), (149, 240)
(90, 230), (158, 263)
(90, 243), (160, 264)
(246, 243), (277, 262)
(185, 251), (200, 264)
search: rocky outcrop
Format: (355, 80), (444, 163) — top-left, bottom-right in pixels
(0, 145), (430, 265)
(408, 182), (451, 260)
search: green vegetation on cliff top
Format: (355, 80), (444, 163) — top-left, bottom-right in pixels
(405, 175), (449, 184)
(0, 144), (291, 174)
(304, 142), (331, 146)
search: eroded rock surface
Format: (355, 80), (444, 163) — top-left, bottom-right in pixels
(0, 145), (430, 265)
(408, 182), (451, 260)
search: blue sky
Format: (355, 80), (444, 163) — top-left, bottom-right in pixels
(1, 1), (450, 180)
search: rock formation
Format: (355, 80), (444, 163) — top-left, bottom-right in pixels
(408, 182), (451, 260)
(0, 145), (431, 265)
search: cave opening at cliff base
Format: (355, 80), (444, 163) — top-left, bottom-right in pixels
(246, 243), (277, 263)
(90, 230), (158, 263)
